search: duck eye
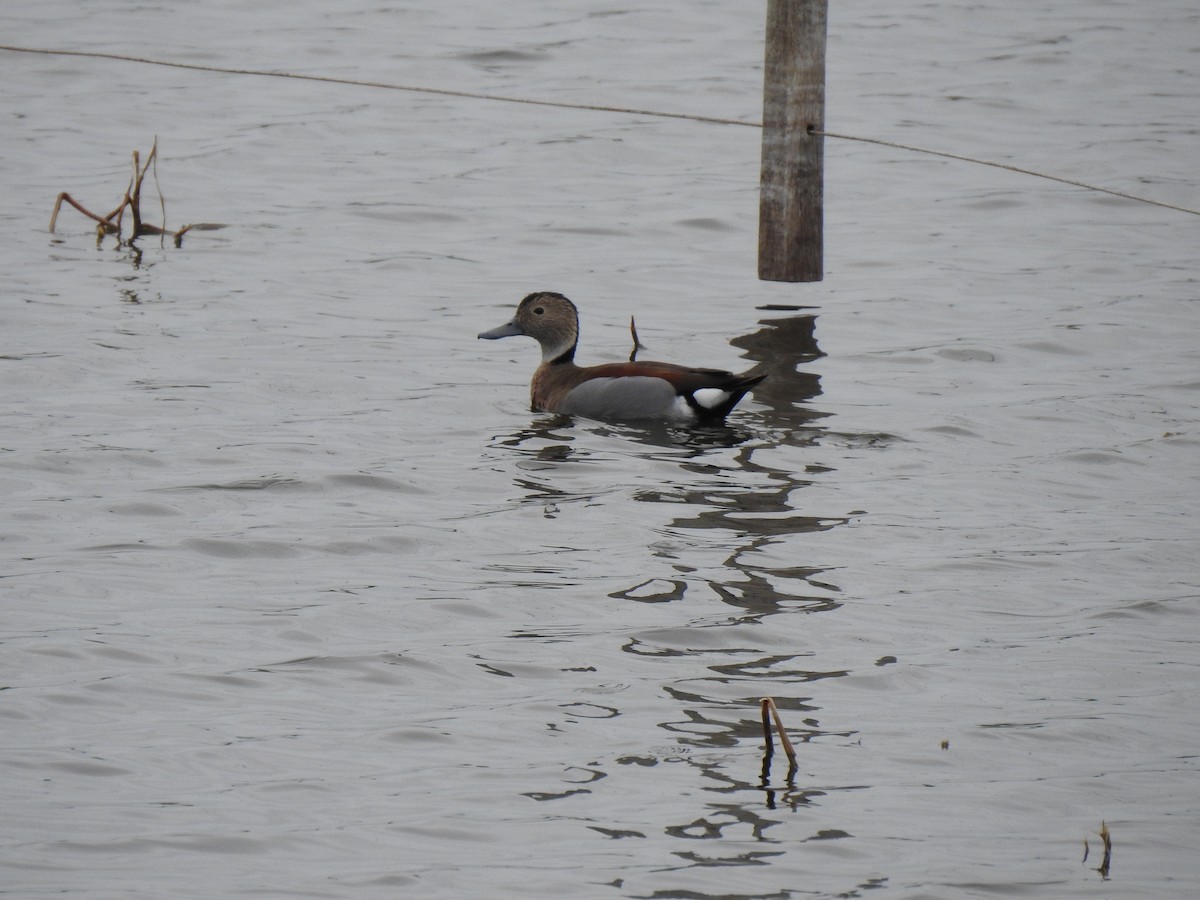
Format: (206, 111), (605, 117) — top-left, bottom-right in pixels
(533, 307), (545, 315)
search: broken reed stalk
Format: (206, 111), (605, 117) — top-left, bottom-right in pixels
(1082, 820), (1113, 878)
(1098, 820), (1112, 878)
(128, 146), (149, 236)
(150, 141), (167, 232)
(49, 192), (123, 234)
(48, 137), (217, 247)
(760, 696), (797, 765)
(628, 316), (647, 362)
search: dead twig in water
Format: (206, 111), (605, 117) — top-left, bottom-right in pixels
(1097, 821), (1112, 878)
(49, 138), (223, 247)
(1082, 820), (1113, 879)
(628, 316), (647, 362)
(760, 696), (797, 765)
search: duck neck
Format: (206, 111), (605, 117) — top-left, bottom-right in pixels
(543, 341), (577, 366)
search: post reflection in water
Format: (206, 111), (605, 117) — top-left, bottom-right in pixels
(487, 311), (870, 874)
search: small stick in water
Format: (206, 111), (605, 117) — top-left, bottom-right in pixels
(759, 697), (797, 765)
(48, 137), (223, 246)
(1097, 821), (1112, 878)
(628, 316), (647, 362)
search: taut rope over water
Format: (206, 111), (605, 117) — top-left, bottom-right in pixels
(3, 44), (1196, 217)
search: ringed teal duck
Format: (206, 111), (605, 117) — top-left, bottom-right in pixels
(478, 292), (766, 423)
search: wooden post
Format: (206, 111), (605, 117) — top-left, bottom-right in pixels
(758, 0), (827, 282)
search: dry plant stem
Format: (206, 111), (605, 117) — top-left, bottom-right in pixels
(768, 699), (798, 763)
(51, 139), (192, 242)
(760, 697), (798, 764)
(129, 153), (142, 237)
(50, 137), (223, 245)
(128, 144), (159, 237)
(151, 140), (167, 235)
(1098, 821), (1112, 878)
(629, 317), (646, 362)
(760, 697), (773, 752)
(1083, 821), (1113, 876)
(50, 193), (121, 234)
(113, 195), (127, 238)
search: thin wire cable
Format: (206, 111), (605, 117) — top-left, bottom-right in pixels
(811, 128), (1199, 216)
(0, 44), (756, 127)
(4, 43), (1196, 217)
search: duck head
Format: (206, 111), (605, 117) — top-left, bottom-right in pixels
(478, 291), (579, 364)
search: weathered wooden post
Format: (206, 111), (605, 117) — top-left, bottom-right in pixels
(758, 0), (827, 282)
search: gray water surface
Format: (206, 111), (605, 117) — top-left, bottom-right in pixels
(3, 1), (1198, 897)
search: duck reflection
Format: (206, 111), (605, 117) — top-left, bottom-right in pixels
(486, 309), (845, 613)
